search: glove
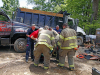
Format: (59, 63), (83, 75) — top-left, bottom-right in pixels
(74, 48), (78, 51)
(35, 38), (38, 41)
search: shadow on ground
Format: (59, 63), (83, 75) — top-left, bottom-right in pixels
(0, 46), (16, 53)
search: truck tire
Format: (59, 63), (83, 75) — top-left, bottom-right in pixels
(77, 36), (83, 45)
(14, 38), (27, 53)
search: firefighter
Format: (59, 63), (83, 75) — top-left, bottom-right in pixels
(33, 26), (55, 70)
(57, 23), (77, 71)
(49, 27), (59, 61)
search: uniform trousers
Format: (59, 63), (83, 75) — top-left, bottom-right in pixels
(59, 49), (75, 68)
(34, 44), (51, 67)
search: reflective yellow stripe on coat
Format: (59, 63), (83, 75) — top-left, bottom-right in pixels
(61, 45), (78, 49)
(35, 42), (53, 50)
(60, 35), (77, 41)
(58, 34), (78, 50)
(58, 42), (77, 49)
(40, 34), (55, 40)
(64, 36), (76, 41)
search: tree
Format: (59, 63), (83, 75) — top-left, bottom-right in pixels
(27, 0), (64, 12)
(92, 0), (99, 20)
(63, 0), (100, 34)
(27, 0), (100, 34)
(2, 0), (19, 18)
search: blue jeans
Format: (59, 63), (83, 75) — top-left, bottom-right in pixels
(26, 38), (34, 60)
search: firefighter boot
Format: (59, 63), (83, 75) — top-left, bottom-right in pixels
(69, 67), (75, 71)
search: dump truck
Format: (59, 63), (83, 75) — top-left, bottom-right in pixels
(0, 8), (30, 52)
(0, 8), (88, 52)
(16, 8), (88, 45)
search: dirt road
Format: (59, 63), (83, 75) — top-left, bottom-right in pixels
(0, 46), (100, 75)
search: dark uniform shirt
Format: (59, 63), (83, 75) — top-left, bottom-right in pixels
(26, 28), (34, 35)
(54, 28), (61, 34)
(26, 28), (34, 42)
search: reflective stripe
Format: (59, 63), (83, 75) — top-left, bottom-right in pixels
(40, 34), (50, 38)
(61, 45), (78, 49)
(69, 43), (77, 46)
(59, 35), (64, 39)
(69, 65), (74, 68)
(58, 63), (64, 67)
(54, 44), (56, 47)
(38, 39), (47, 42)
(57, 42), (61, 46)
(40, 34), (55, 40)
(35, 42), (53, 50)
(64, 36), (76, 41)
(44, 66), (49, 69)
(58, 42), (77, 49)
(51, 37), (55, 40)
(34, 63), (38, 66)
(60, 35), (76, 41)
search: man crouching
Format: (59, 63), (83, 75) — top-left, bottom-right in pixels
(34, 26), (55, 70)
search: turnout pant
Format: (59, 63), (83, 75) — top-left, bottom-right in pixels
(56, 45), (60, 61)
(58, 49), (75, 68)
(34, 44), (51, 68)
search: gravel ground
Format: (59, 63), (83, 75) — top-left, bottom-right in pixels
(0, 45), (100, 75)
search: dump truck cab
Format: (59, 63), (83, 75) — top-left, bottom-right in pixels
(0, 9), (12, 38)
(0, 8), (29, 52)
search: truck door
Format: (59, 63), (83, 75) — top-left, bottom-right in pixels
(0, 11), (12, 37)
(68, 18), (77, 31)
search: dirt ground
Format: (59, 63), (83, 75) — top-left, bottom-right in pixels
(0, 46), (100, 75)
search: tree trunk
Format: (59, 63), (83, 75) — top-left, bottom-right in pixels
(92, 0), (99, 20)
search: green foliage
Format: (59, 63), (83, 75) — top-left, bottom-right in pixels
(78, 21), (100, 35)
(0, 15), (8, 21)
(27, 0), (64, 12)
(64, 0), (92, 21)
(1, 0), (19, 18)
(63, 0), (100, 35)
(53, 5), (61, 13)
(27, 0), (100, 35)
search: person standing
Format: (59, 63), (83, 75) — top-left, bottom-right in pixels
(57, 23), (77, 71)
(33, 26), (55, 70)
(54, 25), (61, 34)
(49, 27), (59, 62)
(26, 24), (36, 62)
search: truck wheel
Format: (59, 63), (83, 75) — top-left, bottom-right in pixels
(77, 36), (83, 45)
(14, 38), (27, 53)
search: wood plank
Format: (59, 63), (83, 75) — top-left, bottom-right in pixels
(19, 8), (63, 17)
